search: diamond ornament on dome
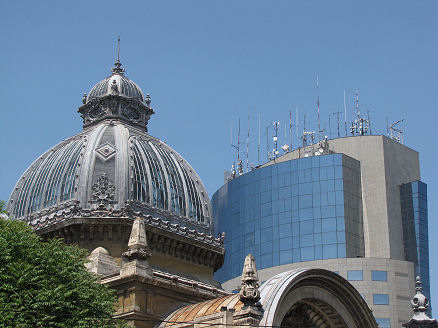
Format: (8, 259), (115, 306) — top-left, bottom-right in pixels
(95, 143), (117, 160)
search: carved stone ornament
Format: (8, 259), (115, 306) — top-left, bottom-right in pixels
(239, 254), (260, 306)
(121, 107), (140, 121)
(92, 173), (115, 207)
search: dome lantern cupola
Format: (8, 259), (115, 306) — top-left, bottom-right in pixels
(8, 51), (214, 235)
(78, 49), (154, 131)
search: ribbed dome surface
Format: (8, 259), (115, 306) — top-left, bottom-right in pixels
(8, 122), (211, 229)
(87, 73), (145, 104)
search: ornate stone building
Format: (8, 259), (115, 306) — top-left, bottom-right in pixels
(7, 57), (227, 327)
(10, 55), (433, 327)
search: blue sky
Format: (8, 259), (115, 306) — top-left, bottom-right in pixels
(1, 0), (437, 316)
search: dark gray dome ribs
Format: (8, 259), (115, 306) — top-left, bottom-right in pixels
(10, 138), (83, 219)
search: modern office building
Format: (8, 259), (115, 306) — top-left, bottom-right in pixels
(212, 134), (430, 327)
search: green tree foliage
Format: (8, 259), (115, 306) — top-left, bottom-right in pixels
(0, 200), (8, 215)
(0, 218), (124, 328)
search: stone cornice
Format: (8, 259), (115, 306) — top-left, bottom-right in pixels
(103, 268), (228, 299)
(27, 203), (225, 250)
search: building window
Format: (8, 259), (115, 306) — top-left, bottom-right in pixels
(347, 270), (363, 281)
(375, 318), (390, 327)
(372, 270), (387, 282)
(373, 294), (389, 305)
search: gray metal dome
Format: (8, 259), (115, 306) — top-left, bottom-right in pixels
(87, 72), (145, 104)
(8, 122), (211, 229)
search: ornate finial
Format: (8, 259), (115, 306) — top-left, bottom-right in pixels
(146, 94), (151, 107)
(111, 36), (125, 74)
(220, 232), (226, 244)
(239, 254), (260, 306)
(403, 276), (438, 327)
(412, 276), (429, 313)
(122, 217), (152, 261)
(117, 36), (120, 62)
(82, 93), (87, 104)
(415, 276), (423, 293)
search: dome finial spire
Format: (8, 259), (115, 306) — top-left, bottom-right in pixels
(117, 36), (120, 62)
(112, 36), (125, 74)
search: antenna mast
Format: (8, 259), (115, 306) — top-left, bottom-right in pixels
(344, 89), (348, 136)
(272, 121), (280, 158)
(328, 114), (331, 139)
(266, 124), (270, 161)
(295, 106), (299, 140)
(332, 111), (341, 138)
(317, 75), (321, 141)
(388, 118), (404, 144)
(301, 114), (315, 147)
(231, 119), (243, 175)
(367, 110), (372, 135)
(246, 110), (250, 172)
(349, 90), (370, 136)
(289, 109), (292, 150)
(258, 113), (261, 166)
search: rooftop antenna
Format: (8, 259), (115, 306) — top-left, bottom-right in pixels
(317, 75), (321, 141)
(266, 124), (271, 160)
(367, 110), (372, 135)
(258, 113), (261, 165)
(350, 90), (369, 136)
(333, 111), (341, 138)
(388, 118), (404, 144)
(289, 109), (292, 150)
(301, 114), (315, 148)
(281, 122), (290, 154)
(272, 121), (280, 158)
(246, 110), (250, 172)
(344, 89), (348, 137)
(302, 114), (307, 146)
(356, 90), (360, 116)
(295, 106), (299, 140)
(231, 119), (242, 175)
(386, 117), (389, 136)
(328, 114), (331, 139)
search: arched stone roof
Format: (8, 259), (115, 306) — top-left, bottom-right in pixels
(163, 294), (242, 326)
(161, 268), (377, 328)
(259, 268), (377, 328)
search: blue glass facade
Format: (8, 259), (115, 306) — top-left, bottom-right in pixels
(212, 153), (364, 283)
(400, 181), (431, 312)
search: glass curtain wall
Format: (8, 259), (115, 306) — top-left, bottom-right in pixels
(212, 153), (364, 283)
